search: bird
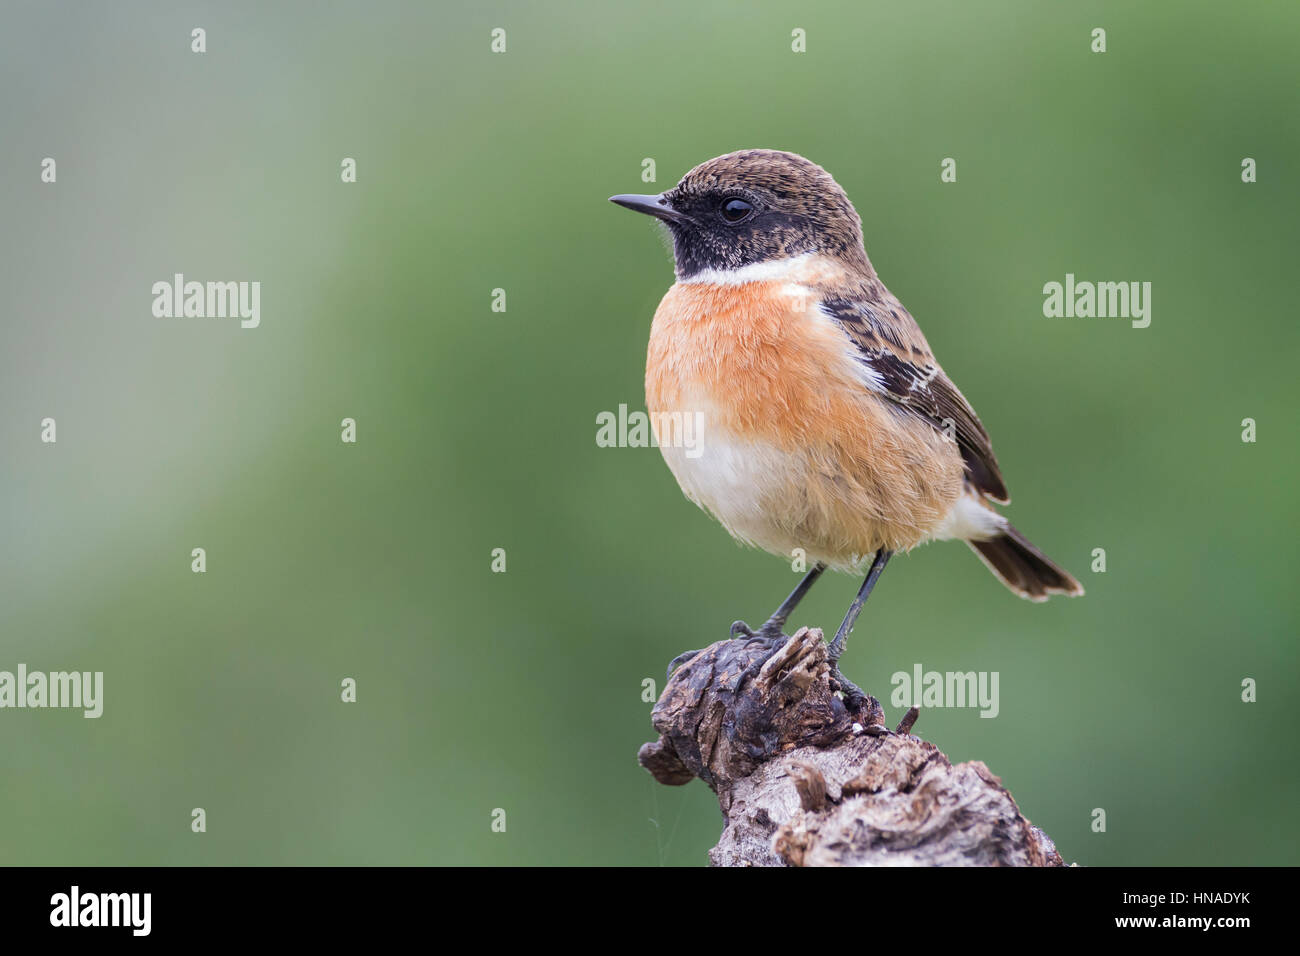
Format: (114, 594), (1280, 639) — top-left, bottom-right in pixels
(610, 149), (1082, 710)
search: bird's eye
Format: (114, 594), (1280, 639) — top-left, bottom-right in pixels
(719, 198), (754, 223)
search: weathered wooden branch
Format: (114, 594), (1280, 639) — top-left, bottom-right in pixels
(638, 627), (1068, 867)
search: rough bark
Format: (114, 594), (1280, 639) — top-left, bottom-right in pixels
(637, 627), (1068, 867)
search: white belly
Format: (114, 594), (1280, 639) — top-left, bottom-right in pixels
(658, 431), (801, 552)
(655, 422), (894, 572)
(656, 422), (1005, 572)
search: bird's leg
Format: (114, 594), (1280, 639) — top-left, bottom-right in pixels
(827, 550), (893, 711)
(827, 550), (892, 662)
(730, 562), (828, 643)
(724, 562), (832, 694)
(667, 562), (828, 681)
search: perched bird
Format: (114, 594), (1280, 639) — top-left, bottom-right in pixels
(610, 149), (1082, 707)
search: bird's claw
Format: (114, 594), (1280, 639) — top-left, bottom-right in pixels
(669, 619), (791, 683)
(732, 618), (789, 646)
(666, 648), (703, 681)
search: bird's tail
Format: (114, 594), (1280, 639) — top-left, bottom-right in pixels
(968, 523), (1084, 602)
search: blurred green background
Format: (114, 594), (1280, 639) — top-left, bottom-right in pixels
(1, 0), (1296, 866)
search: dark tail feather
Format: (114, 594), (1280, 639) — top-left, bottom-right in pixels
(968, 524), (1084, 602)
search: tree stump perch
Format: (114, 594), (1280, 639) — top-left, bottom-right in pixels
(638, 627), (1068, 867)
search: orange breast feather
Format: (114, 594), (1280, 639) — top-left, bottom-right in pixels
(644, 279), (964, 559)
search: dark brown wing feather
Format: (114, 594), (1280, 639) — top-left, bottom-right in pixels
(820, 293), (1009, 503)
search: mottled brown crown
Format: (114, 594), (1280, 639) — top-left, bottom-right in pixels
(661, 149), (870, 277)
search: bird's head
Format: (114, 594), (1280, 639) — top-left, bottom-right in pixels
(610, 149), (869, 280)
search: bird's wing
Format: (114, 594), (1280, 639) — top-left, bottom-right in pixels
(820, 293), (1009, 503)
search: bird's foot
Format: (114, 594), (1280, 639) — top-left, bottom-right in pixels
(723, 618), (797, 689)
(666, 618), (790, 681)
(729, 617), (789, 644)
(666, 647), (703, 681)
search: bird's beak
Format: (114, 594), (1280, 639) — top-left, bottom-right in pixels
(609, 193), (692, 225)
